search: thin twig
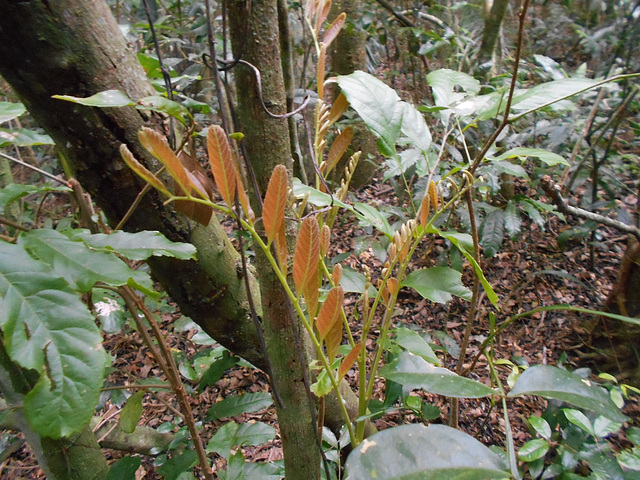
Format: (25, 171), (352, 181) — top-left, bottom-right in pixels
(0, 151), (68, 186)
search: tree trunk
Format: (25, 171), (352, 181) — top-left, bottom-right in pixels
(477, 0), (511, 69)
(227, 1), (322, 478)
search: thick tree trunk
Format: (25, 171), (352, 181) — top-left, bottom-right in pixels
(227, 1), (322, 479)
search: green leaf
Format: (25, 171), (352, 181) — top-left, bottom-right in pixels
(346, 424), (508, 479)
(399, 102), (432, 151)
(337, 71), (403, 156)
(137, 96), (190, 125)
(207, 392), (273, 421)
(71, 229), (197, 261)
(504, 201), (522, 238)
(493, 147), (569, 167)
(430, 228), (499, 307)
(480, 209), (504, 258)
(403, 266), (472, 304)
(528, 415), (551, 440)
(508, 365), (628, 422)
(0, 128), (54, 147)
(236, 422), (276, 447)
(156, 450), (198, 480)
(206, 421), (239, 459)
(0, 184), (71, 216)
(562, 408), (595, 436)
(53, 90), (134, 107)
(393, 327), (441, 366)
(18, 229), (156, 296)
(0, 101), (26, 123)
(198, 350), (238, 393)
(292, 178), (350, 210)
(518, 439), (549, 462)
(510, 77), (598, 113)
(520, 200), (546, 229)
(106, 457), (142, 480)
(0, 242), (107, 438)
(354, 202), (395, 238)
(227, 450), (246, 480)
(380, 353), (495, 398)
(426, 69), (481, 121)
(119, 391), (145, 434)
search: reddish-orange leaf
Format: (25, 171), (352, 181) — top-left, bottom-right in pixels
(328, 93), (349, 125)
(138, 128), (194, 196)
(207, 125), (237, 207)
(420, 180), (438, 226)
(263, 164), (288, 245)
(322, 12), (346, 47)
(387, 277), (399, 297)
(325, 317), (343, 362)
(306, 0), (317, 22)
(339, 343), (362, 380)
(293, 216), (320, 294)
(120, 144), (171, 197)
(316, 286), (343, 340)
(315, 0), (332, 32)
(276, 224), (288, 276)
(319, 224), (331, 257)
(305, 280), (320, 319)
(236, 171), (255, 223)
(317, 44), (327, 100)
(325, 126), (353, 175)
(332, 263), (342, 286)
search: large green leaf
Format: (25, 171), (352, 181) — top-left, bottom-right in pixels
(510, 77), (598, 113)
(0, 128), (54, 147)
(0, 242), (107, 438)
(207, 392), (273, 421)
(403, 266), (472, 303)
(0, 101), (26, 123)
(346, 424), (509, 479)
(0, 184), (71, 216)
(493, 147), (569, 167)
(399, 102), (432, 152)
(380, 353), (495, 398)
(18, 229), (156, 296)
(53, 90), (134, 107)
(480, 209), (505, 258)
(337, 70), (403, 157)
(393, 327), (440, 366)
(508, 365), (628, 422)
(70, 229), (197, 261)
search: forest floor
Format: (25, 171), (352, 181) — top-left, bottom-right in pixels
(3, 170), (640, 479)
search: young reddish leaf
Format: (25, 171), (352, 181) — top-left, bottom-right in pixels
(317, 44), (327, 100)
(315, 0), (332, 32)
(387, 277), (399, 297)
(306, 0), (317, 22)
(322, 12), (346, 47)
(293, 216), (320, 294)
(325, 126), (353, 174)
(207, 125), (237, 207)
(328, 93), (349, 125)
(339, 343), (362, 380)
(316, 286), (343, 340)
(420, 181), (438, 226)
(305, 280), (320, 319)
(138, 128), (195, 196)
(234, 163), (255, 223)
(325, 316), (343, 362)
(319, 224), (331, 257)
(262, 164), (289, 245)
(276, 225), (288, 276)
(120, 144), (171, 197)
(332, 263), (342, 286)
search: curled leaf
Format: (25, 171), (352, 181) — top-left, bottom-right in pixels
(326, 126), (353, 175)
(262, 164), (289, 245)
(316, 286), (344, 340)
(120, 144), (171, 197)
(320, 224), (331, 257)
(317, 43), (327, 100)
(294, 216), (321, 294)
(339, 343), (362, 380)
(328, 93), (349, 125)
(322, 12), (346, 47)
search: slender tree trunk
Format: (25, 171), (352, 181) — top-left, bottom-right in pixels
(227, 1), (321, 478)
(477, 0), (511, 68)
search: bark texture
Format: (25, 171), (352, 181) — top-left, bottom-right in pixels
(227, 1), (322, 478)
(477, 0), (511, 68)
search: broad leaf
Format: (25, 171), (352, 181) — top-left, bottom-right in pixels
(0, 183), (71, 216)
(510, 77), (598, 113)
(293, 216), (320, 294)
(337, 71), (403, 156)
(508, 365), (628, 422)
(0, 101), (26, 123)
(393, 327), (440, 366)
(71, 229), (196, 261)
(262, 165), (288, 245)
(156, 450), (198, 480)
(346, 424), (508, 479)
(380, 353), (494, 398)
(0, 242), (106, 438)
(0, 128), (54, 147)
(18, 229), (156, 296)
(480, 209), (505, 258)
(400, 102), (432, 151)
(137, 96), (190, 125)
(206, 421), (238, 459)
(53, 90), (133, 107)
(207, 392), (273, 421)
(207, 125), (237, 207)
(504, 201), (522, 238)
(316, 286), (344, 340)
(354, 202), (395, 238)
(106, 457), (142, 480)
(325, 126), (353, 174)
(493, 147), (569, 167)
(518, 439), (549, 462)
(403, 267), (472, 304)
(339, 343), (362, 380)
(236, 422), (276, 447)
(426, 69), (480, 121)
(119, 390), (144, 434)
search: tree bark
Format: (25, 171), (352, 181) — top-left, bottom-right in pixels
(477, 0), (511, 69)
(227, 1), (322, 478)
